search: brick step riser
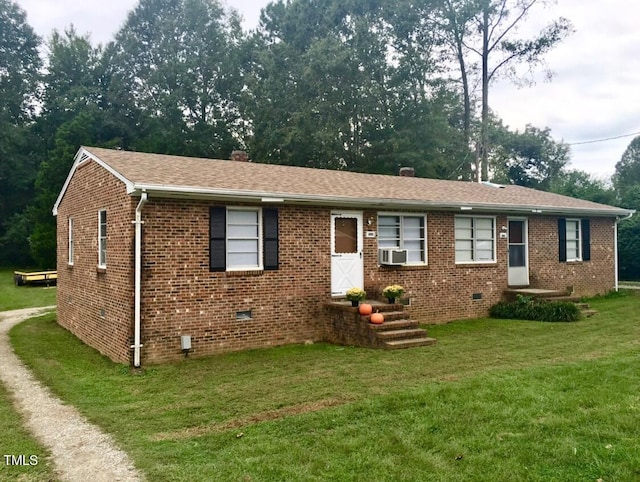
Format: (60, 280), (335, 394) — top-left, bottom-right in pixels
(361, 311), (406, 323)
(357, 303), (404, 313)
(375, 329), (429, 341)
(383, 338), (437, 350)
(368, 320), (419, 331)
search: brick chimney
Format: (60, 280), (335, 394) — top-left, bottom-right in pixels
(231, 150), (249, 162)
(399, 167), (415, 177)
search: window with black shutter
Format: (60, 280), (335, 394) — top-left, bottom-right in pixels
(209, 206), (279, 271)
(209, 207), (226, 271)
(263, 208), (279, 270)
(581, 219), (591, 261)
(558, 218), (590, 262)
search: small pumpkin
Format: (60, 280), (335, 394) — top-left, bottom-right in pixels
(358, 303), (373, 316)
(370, 311), (384, 324)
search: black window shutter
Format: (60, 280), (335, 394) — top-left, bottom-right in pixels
(210, 207), (226, 271)
(263, 208), (279, 270)
(558, 218), (567, 262)
(581, 219), (591, 261)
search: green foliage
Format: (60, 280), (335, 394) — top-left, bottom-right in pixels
(489, 121), (570, 190)
(249, 0), (469, 176)
(613, 135), (640, 197)
(0, 0), (42, 266)
(107, 0), (245, 158)
(490, 295), (581, 322)
(550, 169), (616, 205)
(617, 186), (640, 280)
(9, 292), (640, 480)
(0, 0), (579, 268)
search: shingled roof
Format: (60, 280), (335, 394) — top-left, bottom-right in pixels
(53, 146), (633, 217)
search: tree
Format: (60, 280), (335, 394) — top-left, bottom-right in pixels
(248, 0), (468, 177)
(550, 169), (615, 206)
(488, 122), (569, 190)
(0, 0), (42, 265)
(107, 0), (245, 158)
(612, 135), (640, 198)
(611, 136), (640, 280)
(617, 185), (640, 281)
(26, 28), (125, 267)
(441, 0), (572, 181)
(36, 27), (105, 147)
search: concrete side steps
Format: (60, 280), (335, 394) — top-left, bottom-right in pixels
(538, 295), (582, 303)
(383, 337), (438, 349)
(581, 309), (598, 317)
(505, 288), (567, 300)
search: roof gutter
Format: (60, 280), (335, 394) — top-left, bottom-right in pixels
(129, 184), (634, 218)
(132, 191), (148, 368)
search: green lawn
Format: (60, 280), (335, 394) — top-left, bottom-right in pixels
(7, 290), (640, 481)
(0, 268), (57, 311)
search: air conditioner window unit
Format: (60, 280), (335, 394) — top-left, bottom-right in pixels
(379, 248), (407, 265)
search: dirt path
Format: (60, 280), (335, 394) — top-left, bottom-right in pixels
(0, 307), (143, 482)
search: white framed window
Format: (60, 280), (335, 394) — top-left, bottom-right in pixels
(98, 210), (107, 268)
(378, 214), (427, 264)
(565, 219), (581, 261)
(226, 207), (262, 270)
(68, 217), (74, 265)
(455, 216), (496, 263)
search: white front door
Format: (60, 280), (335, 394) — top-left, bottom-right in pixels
(331, 211), (364, 296)
(507, 218), (529, 286)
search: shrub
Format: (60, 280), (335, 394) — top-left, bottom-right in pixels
(490, 295), (580, 322)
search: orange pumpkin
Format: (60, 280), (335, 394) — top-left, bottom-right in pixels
(370, 312), (384, 324)
(358, 303), (373, 316)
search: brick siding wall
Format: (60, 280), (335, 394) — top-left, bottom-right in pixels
(364, 211), (616, 324)
(140, 200), (329, 364)
(56, 160), (136, 363)
(528, 216), (615, 295)
(364, 210), (507, 323)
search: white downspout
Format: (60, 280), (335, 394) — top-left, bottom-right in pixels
(132, 192), (148, 367)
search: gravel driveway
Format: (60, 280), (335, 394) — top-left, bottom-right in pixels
(0, 307), (143, 481)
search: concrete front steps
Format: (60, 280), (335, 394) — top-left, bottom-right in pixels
(323, 300), (436, 350)
(504, 288), (597, 318)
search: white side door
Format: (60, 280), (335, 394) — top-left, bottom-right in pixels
(331, 211), (364, 296)
(507, 218), (529, 286)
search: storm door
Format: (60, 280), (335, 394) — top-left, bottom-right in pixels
(330, 212), (364, 296)
(508, 218), (529, 286)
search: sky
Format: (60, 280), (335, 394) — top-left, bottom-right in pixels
(13, 0), (640, 180)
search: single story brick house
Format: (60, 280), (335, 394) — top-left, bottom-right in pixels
(53, 146), (633, 365)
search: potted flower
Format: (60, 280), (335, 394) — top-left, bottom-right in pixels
(345, 287), (366, 307)
(382, 284), (404, 304)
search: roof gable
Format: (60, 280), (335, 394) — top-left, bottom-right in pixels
(53, 146), (633, 218)
(52, 147), (135, 215)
